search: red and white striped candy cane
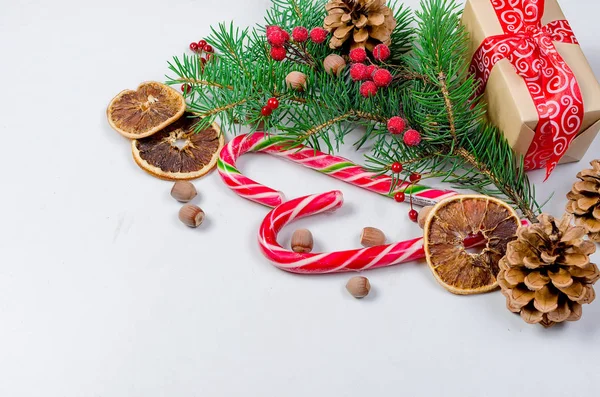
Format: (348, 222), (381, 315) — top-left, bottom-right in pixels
(218, 133), (457, 208)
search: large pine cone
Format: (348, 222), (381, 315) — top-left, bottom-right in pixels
(498, 214), (599, 328)
(324, 0), (396, 51)
(566, 159), (600, 242)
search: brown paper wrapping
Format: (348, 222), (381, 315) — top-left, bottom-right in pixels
(462, 0), (600, 165)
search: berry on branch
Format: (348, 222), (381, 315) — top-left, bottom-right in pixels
(391, 162), (403, 173)
(270, 46), (287, 61)
(365, 65), (378, 80)
(181, 84), (191, 94)
(261, 106), (273, 117)
(408, 209), (419, 223)
(268, 29), (288, 47)
(387, 116), (406, 135)
(394, 192), (406, 203)
(204, 44), (213, 53)
(373, 44), (391, 61)
(267, 97), (279, 109)
(189, 42), (198, 52)
(292, 26), (309, 43)
(350, 63), (368, 81)
(403, 129), (422, 147)
(349, 48), (367, 63)
(310, 27), (328, 44)
(360, 81), (378, 98)
(373, 68), (393, 87)
(409, 173), (422, 183)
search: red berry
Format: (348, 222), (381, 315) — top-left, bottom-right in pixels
(310, 27), (328, 44)
(373, 44), (391, 61)
(409, 173), (422, 183)
(360, 81), (378, 98)
(403, 129), (422, 147)
(350, 63), (368, 81)
(394, 192), (406, 203)
(181, 84), (191, 94)
(198, 40), (207, 49)
(349, 48), (367, 63)
(267, 30), (287, 47)
(261, 106), (273, 117)
(292, 26), (309, 43)
(267, 97), (279, 109)
(205, 53), (212, 61)
(408, 209), (419, 223)
(200, 57), (207, 65)
(270, 46), (287, 61)
(281, 30), (290, 42)
(266, 26), (281, 39)
(391, 162), (403, 174)
(365, 65), (378, 80)
(204, 44), (213, 53)
(387, 116), (406, 135)
(373, 68), (393, 87)
(189, 42), (198, 52)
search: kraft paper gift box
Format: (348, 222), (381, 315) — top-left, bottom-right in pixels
(462, 0), (600, 167)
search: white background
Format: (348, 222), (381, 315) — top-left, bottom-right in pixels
(1, 0), (600, 396)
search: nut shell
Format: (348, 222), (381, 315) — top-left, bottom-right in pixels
(291, 229), (314, 253)
(171, 181), (197, 203)
(286, 71), (307, 91)
(346, 276), (371, 299)
(179, 205), (205, 228)
(360, 227), (385, 247)
(323, 54), (346, 76)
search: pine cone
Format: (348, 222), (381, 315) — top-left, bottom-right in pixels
(498, 213), (599, 328)
(324, 0), (396, 51)
(566, 160), (600, 242)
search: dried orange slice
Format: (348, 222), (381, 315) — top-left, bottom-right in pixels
(423, 195), (520, 295)
(107, 81), (186, 139)
(132, 113), (224, 180)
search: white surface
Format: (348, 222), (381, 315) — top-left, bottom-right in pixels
(1, 0), (600, 396)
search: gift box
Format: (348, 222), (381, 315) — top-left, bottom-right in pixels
(462, 0), (600, 177)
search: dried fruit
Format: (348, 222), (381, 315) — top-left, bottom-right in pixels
(291, 229), (314, 253)
(417, 206), (434, 229)
(346, 276), (371, 298)
(107, 81), (186, 139)
(423, 195), (520, 295)
(360, 227), (385, 247)
(170, 181), (197, 203)
(179, 204), (205, 228)
(132, 113), (224, 180)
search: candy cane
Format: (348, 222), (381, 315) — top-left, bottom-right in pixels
(218, 133), (457, 208)
(258, 191), (531, 274)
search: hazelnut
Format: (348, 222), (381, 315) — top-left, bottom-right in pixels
(179, 204), (205, 228)
(170, 181), (197, 203)
(346, 276), (371, 299)
(286, 71), (307, 91)
(291, 229), (314, 253)
(323, 54), (346, 76)
(360, 227), (386, 247)
(418, 206), (434, 229)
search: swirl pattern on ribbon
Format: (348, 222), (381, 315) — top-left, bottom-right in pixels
(470, 0), (583, 178)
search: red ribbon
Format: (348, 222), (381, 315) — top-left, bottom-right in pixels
(470, 0), (583, 179)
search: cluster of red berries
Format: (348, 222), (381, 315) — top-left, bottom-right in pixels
(266, 26), (329, 62)
(389, 163), (423, 222)
(261, 97), (280, 117)
(387, 116), (422, 147)
(182, 39), (215, 94)
(348, 44), (393, 98)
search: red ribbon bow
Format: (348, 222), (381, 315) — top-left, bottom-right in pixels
(470, 0), (583, 179)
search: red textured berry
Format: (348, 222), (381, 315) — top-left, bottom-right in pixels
(268, 30), (287, 47)
(181, 84), (191, 94)
(270, 46), (287, 61)
(365, 65), (378, 80)
(387, 116), (406, 135)
(189, 42), (198, 52)
(261, 106), (273, 117)
(350, 63), (368, 81)
(267, 97), (279, 109)
(198, 40), (207, 49)
(408, 209), (419, 222)
(349, 48), (367, 63)
(292, 26), (309, 43)
(373, 44), (391, 61)
(281, 30), (290, 42)
(394, 192), (406, 203)
(409, 173), (422, 183)
(391, 162), (403, 174)
(310, 27), (328, 44)
(403, 129), (422, 147)
(266, 26), (281, 38)
(204, 44), (213, 53)
(360, 81), (378, 98)
(373, 68), (393, 87)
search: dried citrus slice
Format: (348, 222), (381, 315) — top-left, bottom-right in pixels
(132, 113), (224, 180)
(423, 195), (520, 295)
(107, 81), (186, 139)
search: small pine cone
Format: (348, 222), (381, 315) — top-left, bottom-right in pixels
(566, 159), (600, 242)
(498, 213), (599, 328)
(324, 0), (397, 51)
